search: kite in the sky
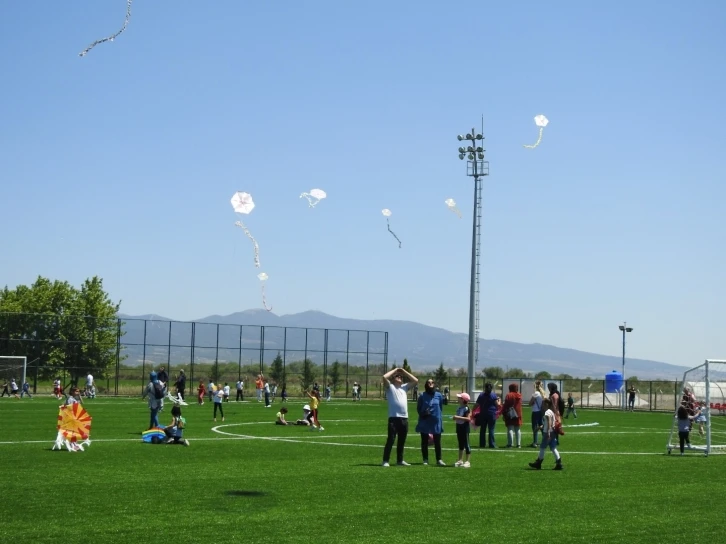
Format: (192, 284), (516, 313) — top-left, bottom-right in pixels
(523, 114), (549, 149)
(300, 188), (327, 208)
(382, 209), (402, 248)
(231, 191), (261, 268)
(53, 403), (92, 452)
(79, 0), (133, 57)
(445, 198), (462, 218)
(257, 272), (273, 312)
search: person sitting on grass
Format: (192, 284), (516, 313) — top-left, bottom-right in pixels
(295, 405), (314, 426)
(276, 407), (289, 425)
(164, 405), (189, 446)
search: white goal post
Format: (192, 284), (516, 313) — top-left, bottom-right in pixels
(667, 359), (726, 456)
(0, 356), (28, 387)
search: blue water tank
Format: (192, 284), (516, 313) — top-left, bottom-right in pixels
(605, 371), (623, 393)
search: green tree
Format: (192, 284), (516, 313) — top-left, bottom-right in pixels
(504, 367), (527, 378)
(433, 363), (448, 386)
(535, 370), (552, 380)
(329, 360), (341, 392)
(269, 352), (284, 385)
(402, 358), (412, 373)
(482, 366), (504, 379)
(301, 358), (316, 391)
(0, 276), (122, 383)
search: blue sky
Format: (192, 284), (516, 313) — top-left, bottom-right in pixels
(1, 1), (724, 368)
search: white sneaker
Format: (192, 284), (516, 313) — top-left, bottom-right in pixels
(437, 460), (446, 467)
(319, 426), (324, 431)
(454, 460), (463, 467)
(463, 461), (470, 468)
(382, 462), (390, 467)
(183, 439), (190, 447)
(397, 461), (411, 466)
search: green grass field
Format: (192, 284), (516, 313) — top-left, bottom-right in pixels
(1, 395), (723, 543)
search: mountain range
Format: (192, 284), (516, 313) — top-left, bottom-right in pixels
(117, 310), (688, 380)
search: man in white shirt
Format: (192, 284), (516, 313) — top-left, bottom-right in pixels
(381, 367), (418, 467)
(236, 379), (244, 402)
(86, 373), (94, 398)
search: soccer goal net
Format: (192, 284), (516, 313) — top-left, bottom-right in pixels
(667, 359), (726, 456)
(0, 356), (28, 388)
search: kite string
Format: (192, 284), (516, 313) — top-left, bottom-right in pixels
(386, 218), (402, 248)
(79, 0), (133, 57)
(523, 127), (544, 149)
(234, 221), (260, 268)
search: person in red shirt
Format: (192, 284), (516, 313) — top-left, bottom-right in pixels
(197, 380), (206, 405)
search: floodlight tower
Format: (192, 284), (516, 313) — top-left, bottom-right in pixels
(457, 125), (489, 396)
(619, 322), (634, 410)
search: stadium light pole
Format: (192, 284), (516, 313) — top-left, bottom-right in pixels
(457, 125), (489, 396)
(619, 322), (633, 410)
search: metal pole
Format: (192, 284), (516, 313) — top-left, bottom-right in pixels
(467, 173), (479, 396)
(621, 327), (626, 410)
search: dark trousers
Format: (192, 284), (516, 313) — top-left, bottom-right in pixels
(383, 417), (408, 463)
(236, 390), (243, 401)
(480, 413), (497, 448)
(214, 403), (224, 418)
(679, 430), (690, 453)
(264, 391), (270, 406)
(420, 433), (442, 462)
(177, 388), (185, 400)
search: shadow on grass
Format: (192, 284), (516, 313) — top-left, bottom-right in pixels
(226, 490), (266, 497)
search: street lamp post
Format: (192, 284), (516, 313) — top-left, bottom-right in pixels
(457, 127), (489, 396)
(618, 322), (633, 410)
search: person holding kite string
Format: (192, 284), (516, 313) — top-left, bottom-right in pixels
(142, 371), (162, 429)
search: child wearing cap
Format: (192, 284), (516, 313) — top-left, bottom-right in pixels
(452, 393), (472, 467)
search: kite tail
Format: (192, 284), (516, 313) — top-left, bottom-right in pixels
(79, 0), (133, 57)
(386, 218), (402, 249)
(234, 221), (261, 268)
(449, 206), (462, 219)
(299, 193), (320, 208)
(523, 127), (544, 149)
(260, 283), (273, 312)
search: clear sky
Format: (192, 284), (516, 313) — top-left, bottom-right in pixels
(1, 1), (724, 368)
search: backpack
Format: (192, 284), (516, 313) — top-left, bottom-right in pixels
(557, 395), (565, 418)
(153, 381), (165, 400)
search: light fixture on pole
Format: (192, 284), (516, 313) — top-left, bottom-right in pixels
(618, 322), (634, 410)
(457, 124), (489, 396)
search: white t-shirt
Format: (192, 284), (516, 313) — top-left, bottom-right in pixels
(86, 374), (94, 386)
(543, 408), (555, 433)
(386, 383), (410, 418)
(223, 385), (230, 395)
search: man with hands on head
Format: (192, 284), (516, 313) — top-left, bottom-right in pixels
(381, 367), (418, 467)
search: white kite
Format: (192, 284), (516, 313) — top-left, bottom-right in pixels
(231, 191), (260, 268)
(382, 209), (401, 248)
(445, 198), (462, 218)
(523, 114), (549, 149)
(79, 0), (133, 57)
(257, 272), (273, 312)
(300, 188), (327, 208)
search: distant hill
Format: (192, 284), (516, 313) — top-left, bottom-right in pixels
(117, 310), (688, 380)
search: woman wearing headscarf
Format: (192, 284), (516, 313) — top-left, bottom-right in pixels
(415, 378), (446, 466)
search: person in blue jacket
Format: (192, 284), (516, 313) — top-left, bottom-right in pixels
(475, 382), (500, 448)
(415, 378), (446, 466)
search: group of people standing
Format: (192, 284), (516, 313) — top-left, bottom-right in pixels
(381, 370), (564, 470)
